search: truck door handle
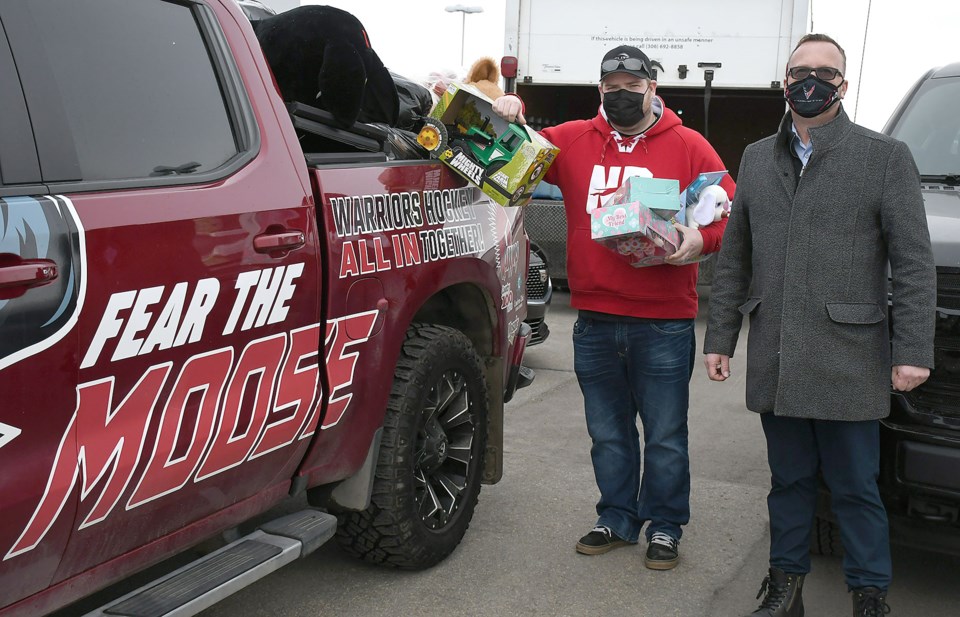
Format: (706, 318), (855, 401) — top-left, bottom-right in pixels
(0, 259), (59, 299)
(253, 230), (305, 254)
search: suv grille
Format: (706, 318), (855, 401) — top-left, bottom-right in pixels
(527, 262), (548, 301)
(902, 306), (960, 418)
(938, 267), (960, 311)
(906, 379), (960, 417)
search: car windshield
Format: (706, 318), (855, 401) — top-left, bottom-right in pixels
(888, 75), (960, 176)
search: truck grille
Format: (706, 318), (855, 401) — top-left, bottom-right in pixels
(938, 267), (960, 311)
(906, 380), (960, 417)
(526, 317), (548, 345)
(527, 262), (548, 300)
(903, 308), (960, 418)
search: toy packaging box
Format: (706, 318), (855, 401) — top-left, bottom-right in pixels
(590, 173), (726, 267)
(417, 82), (559, 207)
(678, 170), (729, 222)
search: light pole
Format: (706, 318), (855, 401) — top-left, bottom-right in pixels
(444, 4), (484, 68)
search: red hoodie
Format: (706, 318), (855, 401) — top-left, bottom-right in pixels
(539, 98), (736, 319)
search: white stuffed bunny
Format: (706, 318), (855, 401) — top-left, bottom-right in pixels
(689, 185), (731, 229)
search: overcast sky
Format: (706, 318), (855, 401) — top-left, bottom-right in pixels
(275, 0), (959, 131)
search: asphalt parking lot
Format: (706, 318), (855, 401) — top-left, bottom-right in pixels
(190, 291), (960, 616)
(61, 291), (960, 617)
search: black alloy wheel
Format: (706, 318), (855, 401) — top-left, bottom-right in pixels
(416, 366), (477, 529)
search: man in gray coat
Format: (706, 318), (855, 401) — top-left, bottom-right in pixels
(703, 34), (935, 617)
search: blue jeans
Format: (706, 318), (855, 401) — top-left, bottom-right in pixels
(573, 315), (696, 543)
(761, 414), (891, 590)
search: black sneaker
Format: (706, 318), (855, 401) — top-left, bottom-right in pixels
(852, 587), (890, 616)
(644, 532), (680, 570)
(575, 525), (630, 555)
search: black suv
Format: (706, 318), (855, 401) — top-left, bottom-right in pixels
(814, 63), (960, 556)
(880, 62), (960, 553)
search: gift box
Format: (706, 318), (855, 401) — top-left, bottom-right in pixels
(590, 177), (682, 267)
(416, 82), (559, 207)
(590, 173), (727, 267)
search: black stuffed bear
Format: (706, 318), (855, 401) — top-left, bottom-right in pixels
(256, 5), (399, 128)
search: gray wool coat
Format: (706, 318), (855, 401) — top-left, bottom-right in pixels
(703, 109), (936, 421)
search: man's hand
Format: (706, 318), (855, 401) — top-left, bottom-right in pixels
(892, 365), (930, 392)
(665, 224), (704, 264)
(704, 353), (731, 381)
(492, 95), (526, 125)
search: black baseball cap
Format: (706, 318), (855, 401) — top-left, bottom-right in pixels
(600, 45), (653, 80)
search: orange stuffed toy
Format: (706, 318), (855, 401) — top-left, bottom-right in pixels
(463, 56), (505, 100)
(424, 57), (505, 106)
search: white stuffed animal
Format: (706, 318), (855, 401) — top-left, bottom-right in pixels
(689, 185), (731, 229)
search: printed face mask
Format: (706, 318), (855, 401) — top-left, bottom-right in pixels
(785, 75), (841, 118)
(602, 89), (647, 128)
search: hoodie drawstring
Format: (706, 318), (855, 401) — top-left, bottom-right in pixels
(600, 133), (615, 163)
(601, 131), (648, 162)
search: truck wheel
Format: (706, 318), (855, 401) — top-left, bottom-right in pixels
(529, 161), (545, 181)
(416, 118), (448, 158)
(484, 159), (508, 190)
(336, 324), (489, 569)
(486, 158), (507, 175)
(509, 186), (527, 207)
(810, 515), (844, 556)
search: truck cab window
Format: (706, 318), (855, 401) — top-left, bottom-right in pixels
(5, 0), (239, 183)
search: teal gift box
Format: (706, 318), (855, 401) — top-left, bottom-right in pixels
(613, 177), (681, 220)
(590, 176), (682, 267)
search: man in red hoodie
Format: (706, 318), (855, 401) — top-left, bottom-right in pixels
(494, 45), (735, 570)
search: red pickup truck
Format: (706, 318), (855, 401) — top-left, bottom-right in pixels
(0, 1), (531, 615)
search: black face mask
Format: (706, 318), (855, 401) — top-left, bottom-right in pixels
(603, 89), (647, 128)
(785, 75), (841, 118)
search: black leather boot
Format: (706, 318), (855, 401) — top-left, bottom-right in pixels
(852, 587), (891, 616)
(748, 567), (805, 616)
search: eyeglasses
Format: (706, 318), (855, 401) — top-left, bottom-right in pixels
(787, 66), (843, 80)
(601, 58), (649, 73)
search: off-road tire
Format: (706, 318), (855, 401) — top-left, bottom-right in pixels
(335, 324), (489, 569)
(810, 514), (844, 556)
(486, 158), (508, 175)
(417, 117), (448, 157)
(509, 185), (527, 207)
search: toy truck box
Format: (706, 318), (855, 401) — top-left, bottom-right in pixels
(417, 82), (558, 207)
(0, 2), (531, 616)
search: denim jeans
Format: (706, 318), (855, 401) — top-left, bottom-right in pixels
(761, 414), (892, 590)
(573, 315), (696, 543)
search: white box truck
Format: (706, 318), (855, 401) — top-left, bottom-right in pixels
(503, 0), (811, 285)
